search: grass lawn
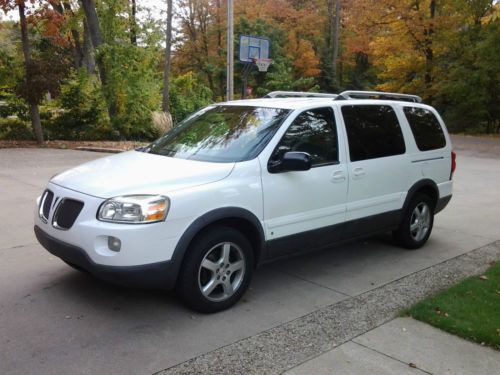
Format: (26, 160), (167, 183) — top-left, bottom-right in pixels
(405, 261), (500, 350)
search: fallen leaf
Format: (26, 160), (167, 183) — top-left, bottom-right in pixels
(479, 275), (488, 280)
(409, 363), (417, 368)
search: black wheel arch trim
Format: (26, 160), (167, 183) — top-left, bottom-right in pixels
(170, 207), (266, 288)
(402, 179), (439, 216)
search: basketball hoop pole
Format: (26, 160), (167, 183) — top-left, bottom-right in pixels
(241, 62), (253, 99)
(226, 0), (234, 101)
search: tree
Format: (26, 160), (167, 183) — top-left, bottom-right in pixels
(129, 0), (137, 45)
(80, 0), (107, 90)
(162, 0), (173, 112)
(0, 0), (44, 143)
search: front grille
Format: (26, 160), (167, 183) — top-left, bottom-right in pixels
(52, 199), (84, 230)
(39, 190), (54, 222)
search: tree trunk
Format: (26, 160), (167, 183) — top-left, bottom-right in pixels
(50, 1), (84, 68)
(80, 0), (116, 118)
(80, 0), (106, 84)
(327, 0), (334, 53)
(19, 3), (44, 144)
(162, 0), (173, 112)
(424, 0), (435, 97)
(332, 0), (341, 79)
(82, 19), (96, 73)
(130, 0), (137, 45)
(216, 0), (224, 99)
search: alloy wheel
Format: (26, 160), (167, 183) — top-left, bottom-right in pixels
(410, 202), (431, 242)
(197, 242), (246, 302)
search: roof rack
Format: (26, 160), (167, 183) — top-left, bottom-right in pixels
(335, 90), (422, 103)
(264, 91), (338, 99)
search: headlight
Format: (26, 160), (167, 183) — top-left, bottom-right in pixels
(98, 195), (169, 224)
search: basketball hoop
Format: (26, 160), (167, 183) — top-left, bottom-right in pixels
(254, 58), (272, 72)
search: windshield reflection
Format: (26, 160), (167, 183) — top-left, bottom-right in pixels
(148, 105), (290, 163)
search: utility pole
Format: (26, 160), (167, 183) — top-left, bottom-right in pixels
(226, 0), (234, 101)
(162, 0), (173, 112)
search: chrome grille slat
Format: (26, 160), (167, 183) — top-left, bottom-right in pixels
(39, 190), (54, 223)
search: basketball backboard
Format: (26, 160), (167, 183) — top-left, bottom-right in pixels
(239, 35), (270, 63)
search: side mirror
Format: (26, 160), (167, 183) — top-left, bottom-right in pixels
(269, 151), (311, 173)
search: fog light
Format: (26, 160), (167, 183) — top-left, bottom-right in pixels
(108, 236), (121, 252)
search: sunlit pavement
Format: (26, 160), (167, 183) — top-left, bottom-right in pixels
(0, 139), (499, 374)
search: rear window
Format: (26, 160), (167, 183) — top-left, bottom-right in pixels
(403, 107), (446, 151)
(341, 105), (406, 162)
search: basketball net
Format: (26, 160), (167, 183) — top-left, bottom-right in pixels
(254, 58), (272, 72)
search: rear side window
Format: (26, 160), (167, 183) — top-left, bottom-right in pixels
(403, 107), (446, 151)
(271, 107), (338, 166)
(341, 105), (405, 162)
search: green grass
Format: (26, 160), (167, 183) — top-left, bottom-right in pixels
(404, 262), (500, 350)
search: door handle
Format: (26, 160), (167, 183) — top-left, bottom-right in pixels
(352, 167), (366, 179)
(331, 170), (346, 182)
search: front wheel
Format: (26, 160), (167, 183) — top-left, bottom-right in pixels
(393, 193), (434, 249)
(176, 226), (254, 313)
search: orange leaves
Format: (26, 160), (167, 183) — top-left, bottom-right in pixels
(287, 32), (320, 78)
(27, 4), (69, 47)
(236, 0), (323, 78)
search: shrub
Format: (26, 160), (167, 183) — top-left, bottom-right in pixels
(100, 44), (162, 140)
(0, 90), (30, 121)
(151, 111), (173, 136)
(169, 72), (213, 124)
(43, 70), (110, 140)
(0, 118), (34, 140)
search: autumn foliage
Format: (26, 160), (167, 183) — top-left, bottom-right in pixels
(0, 0), (499, 140)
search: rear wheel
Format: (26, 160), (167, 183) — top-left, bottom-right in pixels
(176, 225), (254, 313)
(393, 193), (434, 249)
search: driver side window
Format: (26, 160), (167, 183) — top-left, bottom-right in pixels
(270, 107), (338, 166)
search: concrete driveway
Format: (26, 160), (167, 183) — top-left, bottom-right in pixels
(0, 137), (499, 375)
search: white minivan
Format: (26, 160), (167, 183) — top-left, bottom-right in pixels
(34, 91), (455, 312)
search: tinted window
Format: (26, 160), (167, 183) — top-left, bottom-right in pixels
(270, 107), (338, 166)
(341, 105), (405, 162)
(403, 107), (446, 151)
(148, 105), (290, 162)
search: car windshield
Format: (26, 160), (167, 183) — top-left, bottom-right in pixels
(147, 105), (290, 162)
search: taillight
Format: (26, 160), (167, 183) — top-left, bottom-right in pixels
(451, 151), (457, 177)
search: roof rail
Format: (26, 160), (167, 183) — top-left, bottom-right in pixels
(264, 91), (338, 99)
(335, 90), (422, 103)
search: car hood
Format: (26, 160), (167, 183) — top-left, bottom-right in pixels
(50, 150), (235, 198)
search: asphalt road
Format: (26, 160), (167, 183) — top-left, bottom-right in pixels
(0, 136), (499, 375)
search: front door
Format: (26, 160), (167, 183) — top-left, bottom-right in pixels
(259, 107), (348, 258)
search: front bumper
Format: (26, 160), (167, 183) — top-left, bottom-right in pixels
(35, 225), (176, 289)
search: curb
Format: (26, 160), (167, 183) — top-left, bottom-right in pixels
(75, 147), (124, 154)
(155, 241), (500, 375)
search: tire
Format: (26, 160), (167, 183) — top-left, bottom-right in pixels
(176, 225), (254, 313)
(393, 193), (434, 249)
